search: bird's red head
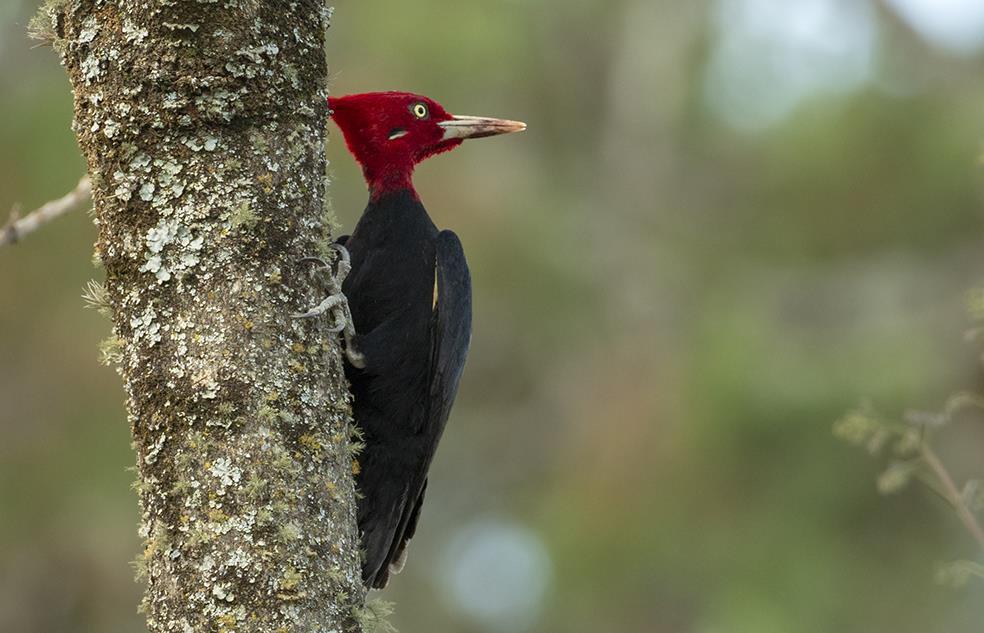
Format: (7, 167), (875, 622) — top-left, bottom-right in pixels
(328, 92), (526, 199)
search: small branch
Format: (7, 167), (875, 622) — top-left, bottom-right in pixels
(0, 176), (91, 248)
(922, 443), (984, 550)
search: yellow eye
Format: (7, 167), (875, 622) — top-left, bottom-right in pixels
(411, 103), (429, 119)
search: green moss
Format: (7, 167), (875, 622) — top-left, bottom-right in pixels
(256, 508), (274, 527)
(133, 523), (170, 582)
(244, 473), (267, 499)
(131, 476), (151, 495)
(174, 447), (197, 474)
(348, 425), (366, 457)
(279, 565), (302, 592)
(186, 523), (212, 549)
(320, 173), (341, 238)
(27, 0), (67, 46)
(248, 129), (270, 154)
(169, 477), (192, 496)
(82, 280), (111, 317)
(297, 433), (322, 455)
(215, 614), (238, 633)
(131, 552), (149, 581)
(352, 599), (398, 633)
(277, 521), (301, 542)
(98, 335), (124, 366)
(229, 201), (259, 230)
(257, 403), (278, 423)
(271, 449), (302, 478)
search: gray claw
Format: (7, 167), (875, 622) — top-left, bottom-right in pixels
(298, 256), (332, 269)
(294, 245), (366, 368)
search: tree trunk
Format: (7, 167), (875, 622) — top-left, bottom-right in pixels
(46, 1), (366, 631)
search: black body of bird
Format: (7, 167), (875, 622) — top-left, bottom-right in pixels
(341, 189), (470, 588)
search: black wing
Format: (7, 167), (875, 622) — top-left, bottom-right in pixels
(423, 230), (472, 438)
(368, 230), (472, 588)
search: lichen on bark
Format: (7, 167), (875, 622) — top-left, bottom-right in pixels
(47, 1), (365, 631)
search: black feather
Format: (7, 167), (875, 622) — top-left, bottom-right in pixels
(341, 189), (471, 588)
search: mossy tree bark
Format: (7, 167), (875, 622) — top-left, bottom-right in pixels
(45, 1), (365, 631)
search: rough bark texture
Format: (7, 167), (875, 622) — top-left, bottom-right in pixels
(48, 1), (366, 631)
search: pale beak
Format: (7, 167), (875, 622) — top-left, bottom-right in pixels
(439, 115), (527, 141)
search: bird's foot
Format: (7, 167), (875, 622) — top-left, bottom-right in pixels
(293, 244), (366, 368)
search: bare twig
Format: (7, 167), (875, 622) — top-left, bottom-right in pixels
(922, 443), (984, 550)
(0, 176), (91, 248)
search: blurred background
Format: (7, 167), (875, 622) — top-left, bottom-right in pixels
(3, 0), (984, 631)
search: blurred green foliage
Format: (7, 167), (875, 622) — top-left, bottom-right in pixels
(2, 1), (984, 632)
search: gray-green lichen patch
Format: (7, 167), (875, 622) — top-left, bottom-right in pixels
(137, 218), (205, 284)
(54, 1), (364, 632)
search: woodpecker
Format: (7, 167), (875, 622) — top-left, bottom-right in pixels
(313, 92), (525, 588)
